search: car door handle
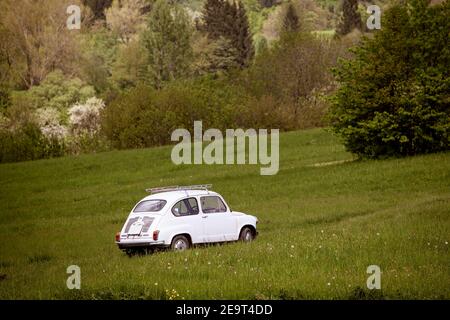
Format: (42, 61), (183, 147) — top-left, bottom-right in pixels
(202, 216), (208, 219)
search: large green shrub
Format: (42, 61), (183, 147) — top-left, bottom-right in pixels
(101, 76), (247, 149)
(0, 85), (11, 113)
(0, 123), (65, 163)
(12, 70), (96, 124)
(329, 0), (450, 158)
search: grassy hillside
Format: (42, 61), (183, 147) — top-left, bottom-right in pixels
(0, 128), (449, 299)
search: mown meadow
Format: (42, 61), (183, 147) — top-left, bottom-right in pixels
(0, 128), (449, 299)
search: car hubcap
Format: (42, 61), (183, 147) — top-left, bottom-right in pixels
(174, 240), (187, 250)
(245, 231), (253, 241)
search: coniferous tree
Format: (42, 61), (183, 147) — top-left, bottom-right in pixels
(82, 0), (113, 20)
(197, 36), (240, 74)
(233, 1), (254, 67)
(282, 3), (300, 33)
(337, 0), (362, 36)
(259, 0), (276, 8)
(202, 0), (254, 69)
(203, 0), (227, 39)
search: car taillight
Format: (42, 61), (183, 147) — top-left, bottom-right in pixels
(115, 232), (120, 242)
(153, 230), (160, 241)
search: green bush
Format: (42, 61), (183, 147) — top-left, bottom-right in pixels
(0, 123), (65, 163)
(0, 86), (11, 113)
(328, 0), (450, 158)
(102, 76), (248, 149)
(12, 70), (96, 123)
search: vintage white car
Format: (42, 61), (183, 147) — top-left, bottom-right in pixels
(115, 185), (258, 254)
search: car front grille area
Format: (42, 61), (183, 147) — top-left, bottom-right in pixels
(124, 216), (154, 235)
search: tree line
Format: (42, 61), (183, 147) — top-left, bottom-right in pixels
(0, 0), (448, 163)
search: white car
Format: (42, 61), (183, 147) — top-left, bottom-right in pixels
(115, 185), (258, 254)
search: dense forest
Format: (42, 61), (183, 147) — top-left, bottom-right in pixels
(0, 0), (448, 162)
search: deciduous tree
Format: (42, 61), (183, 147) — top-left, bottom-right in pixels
(0, 0), (82, 89)
(142, 0), (193, 88)
(329, 0), (450, 157)
(105, 0), (148, 43)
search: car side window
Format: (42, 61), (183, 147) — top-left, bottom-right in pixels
(172, 198), (199, 217)
(200, 196), (227, 214)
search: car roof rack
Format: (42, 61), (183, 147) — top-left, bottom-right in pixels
(145, 184), (213, 195)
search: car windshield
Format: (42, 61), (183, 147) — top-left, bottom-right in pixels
(133, 200), (167, 213)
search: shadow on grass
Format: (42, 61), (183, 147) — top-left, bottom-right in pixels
(122, 241), (249, 257)
(348, 286), (385, 300)
(56, 286), (168, 300)
(27, 254), (53, 264)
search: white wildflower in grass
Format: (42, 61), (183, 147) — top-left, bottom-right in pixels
(68, 97), (105, 136)
(165, 289), (180, 300)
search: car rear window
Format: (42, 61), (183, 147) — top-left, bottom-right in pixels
(133, 200), (167, 213)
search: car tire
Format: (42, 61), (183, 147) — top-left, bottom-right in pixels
(239, 227), (254, 242)
(171, 235), (190, 251)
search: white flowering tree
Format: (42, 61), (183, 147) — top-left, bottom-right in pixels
(68, 97), (105, 137)
(35, 107), (68, 140)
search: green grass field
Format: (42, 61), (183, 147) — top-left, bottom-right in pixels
(0, 128), (449, 299)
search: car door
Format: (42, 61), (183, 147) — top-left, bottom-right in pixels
(171, 197), (206, 243)
(200, 196), (237, 242)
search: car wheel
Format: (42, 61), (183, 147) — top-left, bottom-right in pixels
(239, 227), (254, 242)
(171, 235), (190, 251)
